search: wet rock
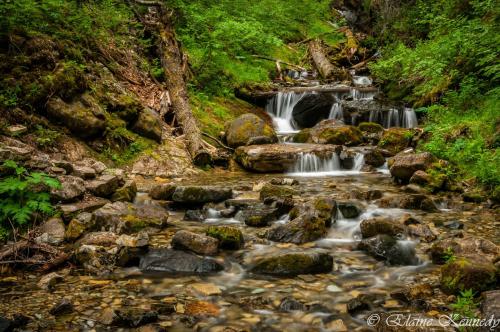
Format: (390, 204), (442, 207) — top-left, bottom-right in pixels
(78, 231), (119, 246)
(183, 209), (205, 222)
(266, 213), (327, 244)
(184, 301), (220, 317)
(360, 217), (407, 238)
(65, 212), (95, 241)
(131, 107), (162, 142)
(337, 201), (362, 218)
(139, 249), (224, 274)
(391, 283), (433, 305)
(37, 272), (63, 291)
(442, 220), (464, 230)
(206, 226), (244, 250)
(264, 196), (295, 215)
(235, 143), (341, 172)
(378, 128), (413, 155)
(408, 224), (436, 242)
(75, 244), (115, 273)
(270, 177), (299, 186)
(240, 205), (280, 227)
(111, 180), (137, 202)
(171, 230), (219, 256)
(358, 235), (419, 266)
(225, 198), (261, 210)
(225, 113), (277, 148)
(389, 152), (436, 182)
(363, 148), (386, 167)
(93, 201), (168, 234)
(379, 194), (438, 212)
(172, 186), (232, 204)
(346, 295), (371, 314)
(46, 96), (106, 138)
(250, 252), (333, 276)
(59, 197), (109, 221)
(462, 190), (487, 203)
(190, 282), (222, 296)
(50, 175), (85, 202)
(116, 232), (149, 248)
(440, 255), (497, 295)
(289, 197), (336, 227)
(351, 189), (383, 201)
(86, 174), (123, 198)
(480, 290), (500, 323)
(36, 217), (65, 245)
(49, 298), (73, 316)
(246, 135), (278, 145)
(304, 120), (363, 146)
(292, 93), (335, 128)
(429, 236), (500, 264)
(409, 170), (430, 186)
(101, 307), (158, 327)
(358, 122), (384, 134)
(279, 297), (305, 312)
(260, 183), (297, 200)
(149, 183), (176, 200)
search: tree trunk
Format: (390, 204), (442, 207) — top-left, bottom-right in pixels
(309, 40), (336, 79)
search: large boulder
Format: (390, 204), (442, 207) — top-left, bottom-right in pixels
(358, 235), (419, 266)
(86, 174), (124, 198)
(171, 230), (219, 256)
(50, 175), (85, 203)
(46, 95), (106, 138)
(149, 183), (176, 200)
(360, 217), (407, 238)
(389, 152), (436, 182)
(225, 114), (277, 148)
(302, 120), (363, 146)
(235, 143), (341, 172)
(249, 252), (333, 276)
(378, 128), (413, 155)
(363, 148), (386, 167)
(139, 249), (224, 274)
(429, 236), (500, 264)
(259, 183), (297, 200)
(130, 107), (162, 142)
(172, 186), (232, 204)
(440, 255), (497, 295)
(266, 213), (327, 244)
(93, 201), (168, 234)
(292, 93), (335, 128)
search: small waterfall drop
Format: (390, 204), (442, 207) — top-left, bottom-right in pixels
(288, 152), (366, 176)
(350, 88), (376, 101)
(385, 109), (401, 128)
(353, 76), (372, 86)
(402, 108), (418, 128)
(328, 103), (344, 121)
(265, 92), (304, 134)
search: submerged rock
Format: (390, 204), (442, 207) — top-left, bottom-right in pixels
(172, 186), (232, 204)
(440, 255), (497, 295)
(139, 249), (224, 274)
(389, 152), (436, 182)
(225, 113), (277, 148)
(249, 252), (333, 276)
(358, 235), (419, 266)
(171, 230), (219, 256)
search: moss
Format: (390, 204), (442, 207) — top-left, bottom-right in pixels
(317, 126), (363, 146)
(440, 256), (497, 295)
(206, 226), (244, 250)
(65, 219), (87, 241)
(293, 128), (311, 143)
(378, 128), (413, 154)
(260, 183), (297, 200)
(358, 122), (384, 133)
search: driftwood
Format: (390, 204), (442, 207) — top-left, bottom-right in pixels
(308, 40), (336, 79)
(130, 0), (211, 166)
(201, 132), (234, 151)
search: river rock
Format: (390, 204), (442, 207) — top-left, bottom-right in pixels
(49, 298), (73, 316)
(408, 224), (436, 242)
(100, 307), (158, 327)
(379, 194), (438, 212)
(111, 180), (137, 202)
(363, 148), (386, 167)
(337, 201), (362, 218)
(239, 205), (281, 227)
(171, 186), (232, 204)
(0, 137), (34, 163)
(93, 201), (168, 234)
(389, 152), (436, 182)
(279, 297), (306, 312)
(183, 209), (205, 221)
(36, 217), (65, 245)
(78, 231), (119, 246)
(37, 272), (63, 291)
(225, 113), (277, 148)
(266, 213), (327, 244)
(206, 226), (244, 250)
(65, 212), (94, 241)
(130, 107), (162, 142)
(59, 197), (109, 221)
(378, 128), (413, 155)
(351, 189), (383, 201)
(358, 235), (419, 266)
(72, 165), (97, 179)
(480, 290), (500, 324)
(391, 283), (434, 305)
(360, 217), (407, 238)
(149, 183), (176, 200)
(289, 197), (336, 227)
(429, 236), (500, 264)
(440, 255), (497, 294)
(304, 120), (363, 146)
(139, 249), (224, 274)
(171, 230), (219, 256)
(260, 183), (297, 200)
(249, 252), (333, 276)
(292, 93), (335, 128)
(86, 174), (124, 198)
(46, 95), (106, 138)
(50, 175), (85, 202)
(235, 143), (341, 172)
(75, 244), (115, 274)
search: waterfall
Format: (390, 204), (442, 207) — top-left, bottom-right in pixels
(353, 76), (372, 86)
(384, 109), (401, 128)
(402, 108), (418, 128)
(350, 88), (376, 101)
(265, 92), (304, 134)
(328, 103), (344, 120)
(352, 153), (365, 171)
(290, 152), (341, 173)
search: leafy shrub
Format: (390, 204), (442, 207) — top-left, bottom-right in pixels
(0, 160), (60, 240)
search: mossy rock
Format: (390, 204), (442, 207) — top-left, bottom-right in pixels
(266, 214), (327, 244)
(440, 255), (497, 295)
(490, 186), (500, 203)
(250, 252), (333, 276)
(358, 122), (384, 134)
(312, 197), (337, 226)
(378, 128), (413, 155)
(293, 128), (312, 143)
(206, 226), (244, 250)
(260, 183), (297, 200)
(225, 114), (277, 148)
(317, 126), (363, 146)
(105, 93), (141, 123)
(111, 180), (137, 202)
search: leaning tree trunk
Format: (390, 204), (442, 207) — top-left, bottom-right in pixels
(309, 40), (336, 79)
(130, 0), (211, 166)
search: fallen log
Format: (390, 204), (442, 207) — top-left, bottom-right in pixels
(309, 40), (336, 79)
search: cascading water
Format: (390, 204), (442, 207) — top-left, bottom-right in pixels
(353, 76), (372, 86)
(328, 102), (344, 121)
(370, 108), (418, 128)
(402, 107), (418, 128)
(265, 92), (305, 134)
(350, 88), (376, 101)
(288, 152), (366, 176)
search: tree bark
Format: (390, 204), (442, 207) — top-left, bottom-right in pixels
(130, 1), (211, 166)
(309, 40), (336, 79)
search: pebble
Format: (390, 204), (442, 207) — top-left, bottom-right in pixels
(190, 283), (222, 296)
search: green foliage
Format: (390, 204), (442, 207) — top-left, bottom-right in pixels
(170, 0), (339, 95)
(0, 161), (60, 240)
(451, 289), (478, 319)
(35, 125), (61, 148)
